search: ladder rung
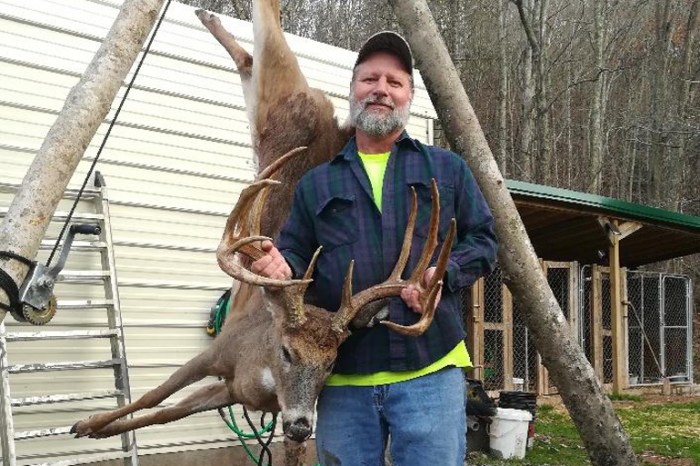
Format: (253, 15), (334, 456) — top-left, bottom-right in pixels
(15, 426), (72, 440)
(5, 329), (119, 342)
(39, 239), (107, 250)
(0, 182), (100, 198)
(0, 207), (104, 222)
(58, 299), (114, 309)
(8, 359), (123, 374)
(12, 389), (123, 407)
(26, 449), (137, 466)
(58, 270), (110, 281)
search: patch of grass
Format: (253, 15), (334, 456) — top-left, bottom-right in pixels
(466, 397), (700, 465)
(609, 393), (643, 402)
(621, 400), (700, 464)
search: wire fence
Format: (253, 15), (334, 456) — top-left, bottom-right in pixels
(466, 264), (693, 392)
(626, 271), (692, 385)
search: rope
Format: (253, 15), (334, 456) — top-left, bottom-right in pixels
(46, 0), (174, 267)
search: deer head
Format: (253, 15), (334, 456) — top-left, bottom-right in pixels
(216, 148), (456, 442)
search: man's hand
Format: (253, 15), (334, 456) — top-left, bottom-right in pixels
(400, 266), (441, 314)
(251, 240), (292, 280)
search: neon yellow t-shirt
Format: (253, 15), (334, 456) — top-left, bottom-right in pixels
(327, 152), (472, 386)
(358, 151), (390, 210)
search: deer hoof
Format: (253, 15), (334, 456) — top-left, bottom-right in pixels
(195, 9), (220, 26)
(70, 420), (92, 438)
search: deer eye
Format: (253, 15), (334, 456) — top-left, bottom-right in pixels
(326, 361), (335, 373)
(281, 346), (293, 364)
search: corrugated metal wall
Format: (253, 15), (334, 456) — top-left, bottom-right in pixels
(0, 0), (438, 462)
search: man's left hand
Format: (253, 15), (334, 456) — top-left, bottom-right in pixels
(400, 267), (441, 314)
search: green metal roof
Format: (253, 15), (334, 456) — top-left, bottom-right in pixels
(507, 180), (700, 231)
(504, 180), (700, 267)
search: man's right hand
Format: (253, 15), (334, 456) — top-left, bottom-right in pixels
(251, 240), (292, 280)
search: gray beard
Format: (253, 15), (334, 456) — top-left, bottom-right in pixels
(349, 95), (411, 137)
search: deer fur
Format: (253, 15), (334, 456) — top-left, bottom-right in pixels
(71, 3), (451, 465)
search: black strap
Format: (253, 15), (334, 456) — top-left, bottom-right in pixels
(0, 251), (34, 313)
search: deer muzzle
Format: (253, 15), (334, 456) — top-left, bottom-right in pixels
(282, 417), (312, 442)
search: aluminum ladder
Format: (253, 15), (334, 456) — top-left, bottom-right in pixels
(0, 174), (138, 465)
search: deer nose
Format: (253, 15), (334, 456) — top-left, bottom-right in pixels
(283, 417), (312, 442)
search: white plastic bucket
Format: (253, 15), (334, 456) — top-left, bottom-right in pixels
(488, 407), (533, 459)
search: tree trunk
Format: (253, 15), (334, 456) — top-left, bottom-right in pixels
(675, 0), (699, 211)
(515, 0), (536, 181)
(497, 0), (509, 175)
(0, 0), (167, 323)
(387, 0), (638, 465)
(649, 0), (673, 207)
(589, 0), (606, 194)
(534, 0), (550, 185)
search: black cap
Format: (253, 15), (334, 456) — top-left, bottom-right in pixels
(354, 31), (413, 76)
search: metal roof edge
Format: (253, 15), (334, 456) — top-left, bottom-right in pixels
(505, 179), (700, 231)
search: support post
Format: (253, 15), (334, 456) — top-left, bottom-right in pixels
(591, 265), (604, 381)
(503, 285), (513, 390)
(468, 278), (485, 381)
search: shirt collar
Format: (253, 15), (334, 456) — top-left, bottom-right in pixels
(332, 130), (421, 164)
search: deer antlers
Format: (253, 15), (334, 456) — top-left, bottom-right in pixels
(332, 179), (456, 336)
(218, 153), (455, 336)
(217, 146), (320, 327)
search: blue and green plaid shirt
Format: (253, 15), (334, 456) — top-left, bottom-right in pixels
(278, 131), (497, 374)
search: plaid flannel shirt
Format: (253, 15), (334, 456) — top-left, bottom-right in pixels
(278, 131), (497, 374)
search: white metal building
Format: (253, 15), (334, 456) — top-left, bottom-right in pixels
(0, 0), (437, 463)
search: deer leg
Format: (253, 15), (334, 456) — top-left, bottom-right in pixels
(71, 351), (214, 437)
(283, 436), (307, 466)
(195, 9), (258, 152)
(195, 9), (252, 79)
(251, 0), (309, 131)
(86, 381), (234, 438)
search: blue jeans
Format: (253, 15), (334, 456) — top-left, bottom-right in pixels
(315, 367), (467, 466)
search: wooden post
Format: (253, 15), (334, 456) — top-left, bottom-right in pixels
(503, 285), (514, 390)
(569, 262), (580, 341)
(468, 278), (485, 380)
(603, 219), (641, 393)
(591, 264), (604, 381)
(622, 268), (630, 389)
(609, 220), (625, 393)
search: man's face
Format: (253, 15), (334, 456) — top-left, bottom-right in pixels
(350, 52), (414, 138)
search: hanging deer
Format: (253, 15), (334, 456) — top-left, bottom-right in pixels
(71, 153), (455, 464)
(71, 3), (457, 465)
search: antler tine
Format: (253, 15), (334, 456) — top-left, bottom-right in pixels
(408, 179), (440, 282)
(332, 180), (448, 334)
(250, 147), (307, 235)
(256, 146), (307, 181)
(219, 179), (278, 261)
(333, 179), (457, 336)
(217, 148), (310, 288)
(386, 188), (418, 281)
(284, 246), (322, 328)
(382, 219), (456, 336)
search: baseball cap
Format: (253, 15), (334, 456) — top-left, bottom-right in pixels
(354, 31), (414, 76)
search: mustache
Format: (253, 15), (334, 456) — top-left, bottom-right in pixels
(362, 95), (395, 110)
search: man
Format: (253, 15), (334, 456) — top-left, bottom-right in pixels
(252, 31), (497, 466)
